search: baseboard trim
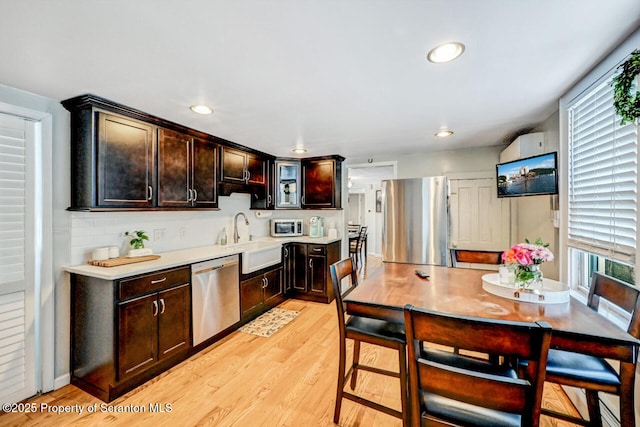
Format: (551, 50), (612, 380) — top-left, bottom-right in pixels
(54, 373), (71, 391)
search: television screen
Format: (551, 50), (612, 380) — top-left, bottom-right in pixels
(496, 152), (558, 198)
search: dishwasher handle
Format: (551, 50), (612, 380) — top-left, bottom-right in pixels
(191, 256), (239, 275)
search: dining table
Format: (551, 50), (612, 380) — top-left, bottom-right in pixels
(344, 262), (640, 426)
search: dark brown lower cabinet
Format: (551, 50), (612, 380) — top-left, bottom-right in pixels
(240, 266), (284, 320)
(71, 266), (191, 402)
(286, 240), (341, 303)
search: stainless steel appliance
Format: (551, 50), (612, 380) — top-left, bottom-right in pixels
(381, 177), (448, 265)
(191, 255), (240, 346)
(270, 218), (303, 237)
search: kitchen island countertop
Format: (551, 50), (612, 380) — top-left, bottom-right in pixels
(64, 236), (342, 280)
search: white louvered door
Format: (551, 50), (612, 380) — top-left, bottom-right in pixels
(0, 112), (37, 403)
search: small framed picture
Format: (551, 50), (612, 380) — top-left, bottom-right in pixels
(375, 190), (382, 212)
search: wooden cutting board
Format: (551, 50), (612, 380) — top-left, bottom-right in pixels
(88, 255), (161, 267)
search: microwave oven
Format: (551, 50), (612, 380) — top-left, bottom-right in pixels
(270, 219), (303, 237)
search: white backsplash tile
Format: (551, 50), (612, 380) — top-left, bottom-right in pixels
(69, 192), (344, 265)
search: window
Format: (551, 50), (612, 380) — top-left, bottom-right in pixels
(567, 74), (638, 284)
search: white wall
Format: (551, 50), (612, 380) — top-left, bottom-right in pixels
(349, 145), (503, 179)
(513, 110), (560, 280)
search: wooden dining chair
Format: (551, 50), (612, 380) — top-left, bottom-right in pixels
(530, 272), (640, 427)
(404, 304), (552, 427)
(330, 258), (409, 426)
(349, 226), (368, 267)
(347, 224), (361, 233)
(450, 248), (503, 268)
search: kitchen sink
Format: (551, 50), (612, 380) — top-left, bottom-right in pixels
(229, 241), (282, 274)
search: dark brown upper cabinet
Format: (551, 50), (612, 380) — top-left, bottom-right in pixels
(219, 146), (272, 207)
(63, 94), (343, 211)
(158, 128), (217, 208)
(62, 94), (220, 211)
(301, 155), (344, 209)
(97, 113), (156, 208)
(220, 146), (267, 186)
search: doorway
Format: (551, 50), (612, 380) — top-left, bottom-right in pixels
(347, 162), (396, 256)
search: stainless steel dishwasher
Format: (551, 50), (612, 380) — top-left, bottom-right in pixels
(191, 254), (240, 346)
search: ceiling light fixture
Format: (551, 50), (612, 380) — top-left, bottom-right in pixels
(427, 42), (465, 63)
(435, 129), (454, 138)
(291, 147), (307, 154)
(189, 105), (213, 115)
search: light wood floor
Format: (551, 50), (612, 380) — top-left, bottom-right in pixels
(1, 256), (582, 427)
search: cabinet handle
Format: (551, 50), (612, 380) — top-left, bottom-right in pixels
(151, 277), (167, 284)
(193, 189), (197, 201)
(187, 188), (193, 202)
(152, 300), (158, 317)
(309, 259), (313, 268)
(301, 195), (305, 205)
(148, 186), (153, 201)
(246, 170), (251, 182)
(267, 194), (272, 204)
(313, 248), (322, 252)
(284, 248), (288, 257)
(264, 277), (269, 288)
(159, 298), (166, 314)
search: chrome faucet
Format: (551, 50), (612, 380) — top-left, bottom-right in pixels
(233, 212), (249, 244)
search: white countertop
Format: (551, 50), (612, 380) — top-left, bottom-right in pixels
(64, 236), (342, 280)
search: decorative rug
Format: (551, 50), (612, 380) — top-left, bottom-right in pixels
(238, 308), (300, 337)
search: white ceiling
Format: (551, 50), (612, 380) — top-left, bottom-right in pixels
(1, 1), (639, 160)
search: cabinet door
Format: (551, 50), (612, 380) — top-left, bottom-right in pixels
(246, 153), (267, 186)
(192, 137), (218, 207)
(158, 284), (191, 360)
(263, 268), (283, 305)
(158, 128), (190, 207)
(282, 245), (293, 293)
(241, 275), (266, 316)
(302, 159), (335, 208)
(98, 113), (155, 207)
(292, 244), (308, 292)
(308, 254), (327, 296)
(118, 293), (158, 380)
(220, 147), (247, 184)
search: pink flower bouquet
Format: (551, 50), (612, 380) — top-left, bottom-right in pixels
(502, 238), (554, 287)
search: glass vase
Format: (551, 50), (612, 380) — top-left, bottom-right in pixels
(515, 264), (543, 289)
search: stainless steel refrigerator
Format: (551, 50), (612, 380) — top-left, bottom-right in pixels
(381, 177), (448, 265)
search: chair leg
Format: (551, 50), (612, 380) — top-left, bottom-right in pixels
(334, 339), (347, 424)
(398, 344), (409, 427)
(585, 390), (603, 427)
(350, 340), (361, 390)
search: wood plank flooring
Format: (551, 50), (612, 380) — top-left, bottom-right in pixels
(0, 257), (582, 427)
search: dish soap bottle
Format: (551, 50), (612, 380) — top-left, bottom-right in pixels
(220, 227), (227, 246)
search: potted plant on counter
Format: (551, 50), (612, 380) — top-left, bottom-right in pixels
(124, 230), (153, 257)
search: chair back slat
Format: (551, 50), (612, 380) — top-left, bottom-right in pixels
(404, 305), (551, 427)
(588, 272), (640, 338)
(418, 359), (530, 413)
(451, 249), (502, 267)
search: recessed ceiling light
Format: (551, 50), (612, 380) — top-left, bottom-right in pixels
(435, 129), (454, 138)
(427, 42), (465, 63)
(291, 147), (307, 154)
(189, 105), (213, 115)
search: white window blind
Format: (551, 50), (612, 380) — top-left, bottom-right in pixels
(567, 77), (638, 265)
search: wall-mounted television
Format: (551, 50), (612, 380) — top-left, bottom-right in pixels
(496, 152), (558, 198)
